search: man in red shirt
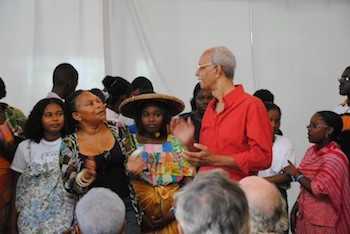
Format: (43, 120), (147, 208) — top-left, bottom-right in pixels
(172, 47), (272, 181)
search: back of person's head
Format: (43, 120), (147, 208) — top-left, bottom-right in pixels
(253, 89), (274, 104)
(76, 188), (126, 234)
(190, 83), (201, 111)
(131, 76), (154, 95)
(239, 176), (287, 234)
(208, 47), (236, 80)
(52, 63), (79, 97)
(175, 170), (249, 234)
(264, 103), (280, 114)
(90, 88), (106, 103)
(316, 110), (350, 159)
(0, 77), (6, 100)
(102, 76), (132, 107)
(24, 98), (67, 143)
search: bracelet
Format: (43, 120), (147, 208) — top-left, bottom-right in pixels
(75, 169), (95, 187)
(295, 174), (304, 182)
(292, 174), (304, 182)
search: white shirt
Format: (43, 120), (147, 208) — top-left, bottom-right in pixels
(258, 135), (295, 177)
(334, 104), (350, 115)
(106, 108), (135, 126)
(46, 92), (64, 101)
(11, 138), (62, 173)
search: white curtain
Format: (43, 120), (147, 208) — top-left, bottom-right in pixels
(1, 0), (350, 206)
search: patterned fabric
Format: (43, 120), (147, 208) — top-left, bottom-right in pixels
(0, 103), (25, 232)
(15, 140), (75, 234)
(2, 103), (26, 140)
(132, 134), (196, 186)
(296, 142), (350, 234)
(59, 121), (142, 225)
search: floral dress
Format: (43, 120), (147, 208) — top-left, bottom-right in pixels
(13, 139), (75, 234)
(130, 134), (196, 234)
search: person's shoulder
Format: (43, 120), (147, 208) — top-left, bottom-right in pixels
(17, 139), (31, 151)
(6, 104), (26, 117)
(275, 135), (292, 145)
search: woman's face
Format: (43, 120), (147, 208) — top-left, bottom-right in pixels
(268, 109), (281, 134)
(141, 105), (164, 135)
(73, 91), (106, 124)
(195, 89), (213, 114)
(307, 114), (331, 144)
(42, 103), (64, 134)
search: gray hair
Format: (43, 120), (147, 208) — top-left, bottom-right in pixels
(210, 47), (236, 79)
(249, 196), (288, 234)
(76, 188), (126, 234)
(239, 176), (288, 234)
(175, 170), (249, 234)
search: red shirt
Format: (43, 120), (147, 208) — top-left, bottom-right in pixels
(199, 85), (272, 181)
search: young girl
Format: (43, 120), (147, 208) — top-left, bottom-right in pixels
(119, 93), (196, 233)
(10, 98), (74, 233)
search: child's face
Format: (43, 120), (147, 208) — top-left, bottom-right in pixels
(268, 109), (281, 134)
(141, 105), (164, 135)
(42, 103), (64, 134)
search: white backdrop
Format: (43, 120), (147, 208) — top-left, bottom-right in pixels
(1, 0), (350, 208)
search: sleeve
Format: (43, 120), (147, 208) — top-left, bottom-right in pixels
(171, 135), (196, 177)
(270, 136), (294, 174)
(10, 141), (27, 173)
(233, 99), (273, 174)
(310, 154), (348, 211)
(59, 138), (90, 195)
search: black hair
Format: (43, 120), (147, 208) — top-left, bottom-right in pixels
(264, 103), (281, 116)
(316, 111), (349, 158)
(65, 89), (85, 134)
(90, 88), (106, 103)
(0, 77), (6, 99)
(103, 76), (132, 107)
(190, 83), (201, 111)
(24, 98), (67, 143)
(253, 89), (274, 104)
(131, 76), (154, 94)
(135, 101), (171, 139)
(52, 63), (78, 87)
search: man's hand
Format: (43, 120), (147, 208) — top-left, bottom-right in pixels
(170, 117), (195, 147)
(183, 143), (214, 166)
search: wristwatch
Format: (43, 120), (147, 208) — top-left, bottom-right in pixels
(292, 174), (304, 182)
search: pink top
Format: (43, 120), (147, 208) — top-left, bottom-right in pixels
(298, 142), (350, 233)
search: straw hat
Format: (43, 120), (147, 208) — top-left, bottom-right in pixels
(119, 93), (185, 119)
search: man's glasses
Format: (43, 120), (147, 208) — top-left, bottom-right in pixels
(338, 76), (350, 82)
(306, 123), (328, 129)
(197, 63), (215, 70)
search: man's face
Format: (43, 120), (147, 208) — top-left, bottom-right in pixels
(338, 68), (350, 96)
(195, 52), (218, 91)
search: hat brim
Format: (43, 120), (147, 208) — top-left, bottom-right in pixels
(119, 93), (185, 119)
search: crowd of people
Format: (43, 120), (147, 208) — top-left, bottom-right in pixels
(0, 46), (349, 234)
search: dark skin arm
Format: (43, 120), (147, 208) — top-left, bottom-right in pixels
(9, 171), (20, 234)
(282, 160), (313, 194)
(264, 173), (291, 185)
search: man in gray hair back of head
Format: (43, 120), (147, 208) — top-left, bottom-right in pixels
(239, 176), (288, 234)
(174, 170), (250, 234)
(75, 188), (126, 234)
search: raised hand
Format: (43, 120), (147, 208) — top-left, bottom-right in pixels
(170, 117), (195, 147)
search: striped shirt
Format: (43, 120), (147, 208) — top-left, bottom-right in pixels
(297, 142), (350, 234)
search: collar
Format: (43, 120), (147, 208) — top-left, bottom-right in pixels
(209, 84), (246, 110)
